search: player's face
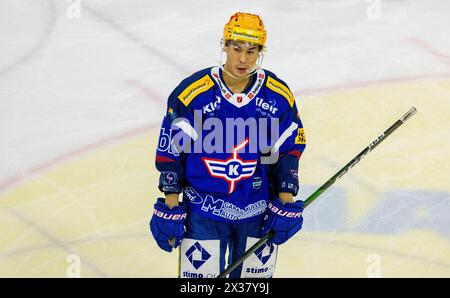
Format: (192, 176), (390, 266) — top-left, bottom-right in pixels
(224, 41), (260, 79)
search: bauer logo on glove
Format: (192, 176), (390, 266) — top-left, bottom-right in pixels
(150, 198), (187, 252)
(260, 197), (304, 245)
(267, 201), (303, 218)
(153, 209), (187, 221)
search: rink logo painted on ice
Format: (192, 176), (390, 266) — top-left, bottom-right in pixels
(185, 242), (211, 270)
(202, 138), (257, 193)
(178, 75), (214, 107)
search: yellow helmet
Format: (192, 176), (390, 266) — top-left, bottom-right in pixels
(223, 12), (266, 48)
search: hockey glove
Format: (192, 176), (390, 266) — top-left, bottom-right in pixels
(259, 196), (304, 245)
(150, 198), (187, 252)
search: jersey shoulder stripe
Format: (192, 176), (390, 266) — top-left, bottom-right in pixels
(177, 74), (214, 107)
(266, 76), (295, 107)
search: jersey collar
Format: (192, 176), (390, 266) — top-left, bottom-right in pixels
(210, 67), (266, 108)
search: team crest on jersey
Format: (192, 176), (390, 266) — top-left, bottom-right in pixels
(202, 138), (257, 194)
(178, 74), (214, 107)
(266, 76), (295, 107)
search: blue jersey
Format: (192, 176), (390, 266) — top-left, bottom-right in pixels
(155, 66), (306, 223)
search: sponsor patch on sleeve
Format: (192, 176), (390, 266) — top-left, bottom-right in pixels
(178, 74), (214, 106)
(266, 76), (295, 107)
(295, 128), (306, 144)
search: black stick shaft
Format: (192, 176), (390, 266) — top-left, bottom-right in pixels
(217, 106), (417, 278)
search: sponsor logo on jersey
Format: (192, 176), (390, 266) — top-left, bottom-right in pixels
(184, 187), (267, 221)
(178, 75), (214, 106)
(295, 127), (306, 144)
(185, 241), (211, 270)
(255, 97), (278, 115)
(203, 96), (221, 114)
(200, 196), (267, 221)
(202, 138), (257, 194)
(183, 187), (203, 204)
(266, 76), (295, 107)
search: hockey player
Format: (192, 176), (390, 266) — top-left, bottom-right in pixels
(150, 12), (306, 278)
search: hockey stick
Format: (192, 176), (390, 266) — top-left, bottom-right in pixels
(217, 106), (417, 278)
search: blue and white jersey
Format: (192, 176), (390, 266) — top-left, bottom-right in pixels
(155, 66), (306, 223)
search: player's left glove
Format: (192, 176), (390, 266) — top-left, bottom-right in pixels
(150, 198), (187, 252)
(259, 196), (304, 245)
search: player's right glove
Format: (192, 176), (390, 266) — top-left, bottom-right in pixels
(150, 198), (187, 252)
(259, 196), (304, 245)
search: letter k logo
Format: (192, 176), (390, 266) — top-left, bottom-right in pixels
(202, 139), (257, 193)
(228, 164), (239, 176)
